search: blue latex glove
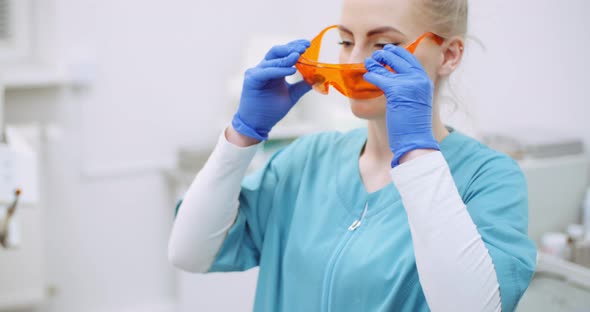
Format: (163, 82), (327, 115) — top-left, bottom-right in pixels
(363, 44), (440, 167)
(231, 39), (312, 141)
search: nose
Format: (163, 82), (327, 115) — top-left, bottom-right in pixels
(346, 44), (371, 64)
(350, 45), (367, 64)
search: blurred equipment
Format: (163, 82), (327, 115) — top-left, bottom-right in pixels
(0, 189), (21, 248)
(538, 223), (590, 269)
(518, 252), (590, 312)
(539, 232), (571, 260)
(572, 239), (590, 269)
(482, 130), (590, 243)
(584, 188), (590, 239)
(0, 125), (44, 309)
(565, 224), (590, 268)
(482, 131), (585, 160)
(484, 129), (590, 312)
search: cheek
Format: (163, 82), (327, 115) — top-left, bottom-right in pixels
(339, 47), (354, 64)
(339, 49), (347, 64)
(414, 50), (441, 82)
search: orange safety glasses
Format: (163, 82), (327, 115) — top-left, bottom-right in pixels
(295, 25), (445, 100)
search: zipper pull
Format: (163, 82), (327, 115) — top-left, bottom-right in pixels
(348, 219), (361, 231)
(348, 202), (368, 231)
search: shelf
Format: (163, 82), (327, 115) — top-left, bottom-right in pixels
(0, 288), (45, 310)
(536, 251), (590, 289)
(1, 65), (70, 90)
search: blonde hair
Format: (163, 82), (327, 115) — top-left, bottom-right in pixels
(414, 0), (468, 38)
(414, 0), (470, 115)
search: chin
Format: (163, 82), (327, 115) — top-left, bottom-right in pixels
(349, 96), (387, 120)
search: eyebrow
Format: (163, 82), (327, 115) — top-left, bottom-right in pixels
(338, 25), (404, 37)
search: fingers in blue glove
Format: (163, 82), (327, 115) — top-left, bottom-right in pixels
(364, 57), (395, 77)
(383, 44), (426, 72)
(260, 51), (301, 68)
(363, 56), (400, 90)
(246, 67), (297, 84)
(264, 39), (310, 61)
(363, 71), (391, 91)
(369, 48), (414, 74)
(288, 80), (312, 103)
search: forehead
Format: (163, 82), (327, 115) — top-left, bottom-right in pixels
(339, 0), (421, 36)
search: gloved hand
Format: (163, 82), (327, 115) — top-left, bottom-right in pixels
(231, 39), (312, 141)
(363, 44), (440, 168)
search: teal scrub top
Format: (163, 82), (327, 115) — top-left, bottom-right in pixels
(178, 128), (537, 312)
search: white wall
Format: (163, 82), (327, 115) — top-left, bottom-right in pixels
(5, 1), (341, 311)
(454, 0), (590, 145)
(2, 1), (590, 312)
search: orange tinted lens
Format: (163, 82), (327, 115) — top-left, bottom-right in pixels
(296, 62), (323, 87)
(296, 61), (384, 99)
(296, 25), (384, 99)
(340, 67), (383, 99)
(297, 26), (443, 100)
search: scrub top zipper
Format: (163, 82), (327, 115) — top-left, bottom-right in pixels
(321, 202), (369, 311)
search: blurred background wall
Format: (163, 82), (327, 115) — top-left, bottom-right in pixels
(1, 0), (589, 311)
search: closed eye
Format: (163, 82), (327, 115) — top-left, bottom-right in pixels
(338, 40), (353, 48)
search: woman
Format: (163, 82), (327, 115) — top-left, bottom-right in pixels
(168, 0), (537, 311)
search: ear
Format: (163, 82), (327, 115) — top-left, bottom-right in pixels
(438, 36), (464, 76)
